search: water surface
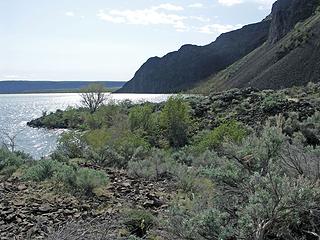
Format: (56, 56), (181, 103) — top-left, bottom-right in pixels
(0, 93), (170, 159)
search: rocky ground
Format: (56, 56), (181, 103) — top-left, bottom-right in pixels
(0, 167), (174, 239)
(188, 86), (320, 130)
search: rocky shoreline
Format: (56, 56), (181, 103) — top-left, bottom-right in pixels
(28, 86), (320, 132)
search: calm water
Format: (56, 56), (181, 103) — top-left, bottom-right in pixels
(0, 93), (171, 159)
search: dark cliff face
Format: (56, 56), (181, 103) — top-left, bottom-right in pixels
(117, 20), (271, 93)
(268, 0), (319, 43)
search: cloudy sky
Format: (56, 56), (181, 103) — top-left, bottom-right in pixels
(0, 0), (275, 81)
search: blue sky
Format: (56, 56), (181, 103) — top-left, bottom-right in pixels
(0, 0), (275, 81)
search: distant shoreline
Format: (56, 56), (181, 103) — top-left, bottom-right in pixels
(0, 80), (126, 94)
(0, 88), (120, 94)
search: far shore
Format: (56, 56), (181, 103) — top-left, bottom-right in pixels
(0, 88), (121, 94)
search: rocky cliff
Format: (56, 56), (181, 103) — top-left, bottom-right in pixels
(118, 0), (320, 94)
(268, 0), (319, 43)
(117, 20), (271, 93)
(194, 0), (320, 94)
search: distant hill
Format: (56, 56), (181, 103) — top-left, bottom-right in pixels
(117, 20), (271, 93)
(0, 81), (126, 94)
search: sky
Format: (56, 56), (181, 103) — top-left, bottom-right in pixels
(0, 0), (275, 81)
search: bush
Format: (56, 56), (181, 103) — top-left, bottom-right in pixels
(123, 209), (155, 237)
(81, 129), (150, 168)
(129, 104), (160, 146)
(128, 149), (174, 180)
(55, 131), (86, 159)
(129, 104), (154, 132)
(75, 168), (108, 196)
(261, 92), (286, 112)
(114, 132), (150, 167)
(81, 103), (125, 130)
(0, 148), (27, 176)
(23, 158), (108, 196)
(195, 120), (247, 153)
(84, 129), (111, 150)
(160, 96), (191, 148)
(55, 163), (78, 188)
(236, 166), (320, 240)
(167, 123), (320, 240)
(23, 159), (62, 182)
(84, 145), (124, 167)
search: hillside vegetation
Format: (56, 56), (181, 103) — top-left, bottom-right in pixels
(1, 83), (320, 239)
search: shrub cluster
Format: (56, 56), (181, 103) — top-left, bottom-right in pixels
(24, 159), (108, 196)
(122, 209), (155, 237)
(166, 121), (320, 240)
(0, 148), (30, 177)
(194, 120), (248, 152)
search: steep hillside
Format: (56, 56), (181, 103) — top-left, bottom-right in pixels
(117, 20), (270, 93)
(194, 0), (320, 94)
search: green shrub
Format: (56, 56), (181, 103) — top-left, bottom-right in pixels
(174, 165), (200, 193)
(114, 132), (150, 167)
(128, 149), (174, 180)
(129, 104), (160, 146)
(75, 168), (108, 196)
(24, 159), (108, 196)
(24, 159), (62, 182)
(55, 131), (86, 159)
(84, 129), (111, 150)
(89, 103), (122, 128)
(123, 209), (155, 237)
(84, 145), (124, 167)
(82, 129), (150, 168)
(55, 163), (78, 188)
(129, 104), (154, 132)
(160, 96), (191, 148)
(261, 92), (286, 111)
(0, 148), (27, 176)
(195, 120), (247, 152)
(169, 121), (320, 240)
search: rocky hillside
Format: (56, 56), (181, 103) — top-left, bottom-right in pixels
(194, 0), (320, 94)
(118, 0), (320, 94)
(117, 20), (270, 93)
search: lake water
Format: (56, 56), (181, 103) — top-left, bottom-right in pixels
(0, 93), (171, 159)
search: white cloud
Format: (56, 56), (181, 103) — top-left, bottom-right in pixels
(155, 3), (184, 11)
(218, 0), (243, 7)
(97, 3), (246, 34)
(217, 0), (274, 8)
(65, 11), (75, 17)
(2, 74), (31, 80)
(97, 5), (188, 32)
(190, 16), (210, 22)
(188, 3), (204, 8)
(198, 23), (243, 34)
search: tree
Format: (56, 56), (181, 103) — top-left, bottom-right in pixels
(0, 129), (20, 152)
(160, 96), (191, 148)
(80, 84), (108, 113)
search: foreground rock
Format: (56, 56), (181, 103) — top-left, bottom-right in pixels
(0, 168), (174, 239)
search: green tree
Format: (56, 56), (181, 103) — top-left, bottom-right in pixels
(160, 96), (191, 148)
(128, 104), (154, 132)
